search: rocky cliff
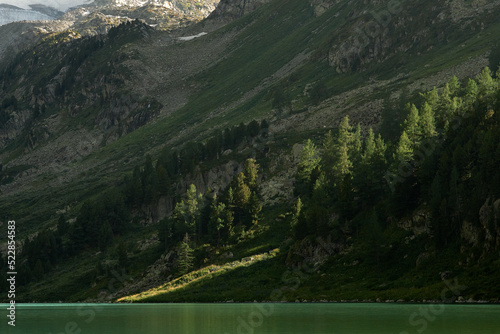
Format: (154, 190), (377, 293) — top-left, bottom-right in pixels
(208, 0), (270, 20)
(0, 0), (219, 62)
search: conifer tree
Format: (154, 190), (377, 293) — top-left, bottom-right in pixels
(332, 116), (353, 186)
(423, 87), (440, 109)
(419, 102), (437, 138)
(209, 195), (226, 246)
(244, 158), (259, 190)
(333, 143), (352, 183)
(177, 233), (194, 275)
(464, 78), (479, 107)
(363, 128), (376, 162)
(322, 130), (336, 180)
(234, 172), (251, 208)
(476, 67), (496, 98)
(173, 184), (202, 238)
(296, 139), (321, 196)
(352, 124), (363, 164)
(394, 131), (413, 167)
(338, 115), (352, 147)
(248, 191), (262, 225)
(403, 103), (421, 144)
(447, 76), (461, 96)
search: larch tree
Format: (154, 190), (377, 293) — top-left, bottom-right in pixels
(176, 233), (194, 275)
(419, 102), (437, 138)
(403, 103), (421, 144)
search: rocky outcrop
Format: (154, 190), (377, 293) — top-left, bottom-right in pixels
(286, 235), (342, 268)
(327, 0), (500, 73)
(0, 0), (219, 63)
(208, 0), (270, 20)
(461, 197), (500, 263)
(310, 0), (337, 17)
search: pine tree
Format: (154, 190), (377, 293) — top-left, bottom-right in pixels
(333, 143), (352, 184)
(403, 103), (421, 144)
(419, 102), (437, 138)
(352, 124), (363, 165)
(234, 172), (251, 208)
(338, 115), (352, 147)
(321, 130), (336, 180)
(296, 139), (321, 196)
(447, 76), (461, 96)
(422, 87), (440, 110)
(248, 191), (262, 225)
(209, 195), (226, 245)
(173, 184), (202, 238)
(464, 78), (479, 108)
(247, 120), (261, 137)
(177, 233), (194, 275)
(476, 67), (496, 98)
(373, 134), (388, 191)
(298, 139), (321, 180)
(312, 172), (329, 205)
(394, 131), (413, 168)
(358, 128), (378, 203)
(363, 128), (376, 162)
(244, 158), (259, 190)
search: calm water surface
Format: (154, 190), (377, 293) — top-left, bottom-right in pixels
(2, 303), (499, 333)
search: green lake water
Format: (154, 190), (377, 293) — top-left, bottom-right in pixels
(1, 303), (499, 333)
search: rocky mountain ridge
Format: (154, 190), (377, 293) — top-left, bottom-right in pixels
(0, 0), (220, 62)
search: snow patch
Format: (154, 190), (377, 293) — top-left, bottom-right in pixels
(178, 32), (207, 41)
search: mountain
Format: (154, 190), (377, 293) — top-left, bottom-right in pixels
(208, 0), (269, 20)
(0, 0), (219, 62)
(0, 0), (499, 303)
(0, 5), (55, 26)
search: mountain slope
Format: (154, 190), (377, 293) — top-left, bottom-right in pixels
(0, 0), (499, 302)
(0, 0), (220, 62)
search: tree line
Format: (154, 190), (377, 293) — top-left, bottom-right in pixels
(292, 67), (500, 251)
(16, 119), (267, 284)
(159, 158), (262, 275)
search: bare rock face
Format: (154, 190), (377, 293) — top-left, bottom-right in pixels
(208, 0), (271, 20)
(0, 0), (220, 63)
(461, 197), (500, 263)
(327, 0), (500, 73)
